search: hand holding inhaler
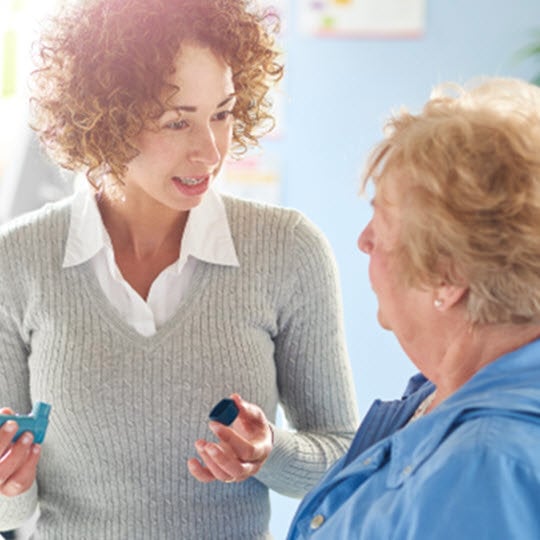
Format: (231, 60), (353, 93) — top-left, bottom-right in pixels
(0, 402), (51, 497)
(187, 394), (273, 484)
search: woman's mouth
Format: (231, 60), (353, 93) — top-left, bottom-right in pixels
(171, 175), (210, 196)
(174, 176), (207, 186)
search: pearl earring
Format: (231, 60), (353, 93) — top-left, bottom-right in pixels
(434, 299), (444, 309)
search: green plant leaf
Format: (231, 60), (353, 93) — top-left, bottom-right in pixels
(514, 43), (540, 62)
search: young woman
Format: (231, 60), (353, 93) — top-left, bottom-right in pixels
(0, 1), (358, 538)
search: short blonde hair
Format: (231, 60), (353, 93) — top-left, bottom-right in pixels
(362, 78), (540, 324)
(30, 0), (283, 182)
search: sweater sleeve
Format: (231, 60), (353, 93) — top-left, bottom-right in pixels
(255, 213), (359, 497)
(0, 240), (39, 529)
(0, 484), (38, 531)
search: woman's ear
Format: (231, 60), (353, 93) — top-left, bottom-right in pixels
(433, 283), (468, 311)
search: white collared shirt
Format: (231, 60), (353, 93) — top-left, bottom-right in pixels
(63, 185), (239, 336)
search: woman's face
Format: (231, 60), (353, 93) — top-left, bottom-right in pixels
(121, 43), (236, 213)
(357, 172), (434, 346)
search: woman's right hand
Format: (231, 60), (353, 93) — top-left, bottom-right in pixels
(0, 408), (41, 497)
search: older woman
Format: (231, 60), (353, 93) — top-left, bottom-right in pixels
(287, 77), (540, 539)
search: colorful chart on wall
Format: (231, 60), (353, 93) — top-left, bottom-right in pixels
(218, 151), (281, 205)
(300, 0), (426, 38)
(216, 0), (287, 205)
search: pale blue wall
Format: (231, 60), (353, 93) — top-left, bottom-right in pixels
(269, 1), (540, 538)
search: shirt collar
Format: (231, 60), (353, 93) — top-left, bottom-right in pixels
(179, 187), (239, 269)
(386, 337), (540, 487)
(63, 184), (239, 270)
(63, 184), (107, 267)
(324, 338), (540, 493)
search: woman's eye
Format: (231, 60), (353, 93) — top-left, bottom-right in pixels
(213, 110), (234, 122)
(165, 119), (188, 130)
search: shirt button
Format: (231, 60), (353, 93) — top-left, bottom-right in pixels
(363, 457), (372, 465)
(403, 465), (412, 475)
(310, 514), (325, 530)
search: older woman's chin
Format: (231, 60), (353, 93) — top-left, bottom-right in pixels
(376, 310), (392, 331)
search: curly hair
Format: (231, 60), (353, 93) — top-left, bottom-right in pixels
(362, 78), (540, 325)
(30, 0), (283, 181)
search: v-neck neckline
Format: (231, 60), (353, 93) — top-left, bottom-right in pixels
(72, 258), (212, 351)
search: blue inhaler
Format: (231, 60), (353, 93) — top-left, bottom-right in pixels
(209, 398), (239, 426)
(0, 401), (52, 444)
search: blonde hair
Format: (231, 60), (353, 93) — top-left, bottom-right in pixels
(30, 0), (283, 182)
(362, 78), (540, 324)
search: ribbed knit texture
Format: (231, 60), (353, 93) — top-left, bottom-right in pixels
(0, 195), (359, 539)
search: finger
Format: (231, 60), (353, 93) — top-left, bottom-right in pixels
(228, 395), (273, 451)
(0, 408), (15, 415)
(187, 457), (216, 483)
(209, 423), (251, 456)
(1, 445), (41, 497)
(192, 436), (244, 479)
(0, 421), (19, 456)
(231, 394), (265, 424)
(231, 394), (267, 428)
(202, 441), (256, 481)
(196, 439), (250, 481)
(209, 422), (269, 464)
(0, 433), (35, 491)
(195, 440), (230, 478)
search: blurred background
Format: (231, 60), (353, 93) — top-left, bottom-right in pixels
(1, 0), (540, 538)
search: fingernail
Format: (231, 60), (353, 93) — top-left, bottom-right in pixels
(3, 421), (17, 433)
(206, 445), (218, 457)
(195, 441), (205, 452)
(4, 481), (22, 496)
(32, 445), (41, 455)
(21, 433), (33, 445)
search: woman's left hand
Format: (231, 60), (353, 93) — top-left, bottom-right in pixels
(187, 394), (273, 484)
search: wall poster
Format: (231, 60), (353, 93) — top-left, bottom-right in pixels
(300, 0), (426, 38)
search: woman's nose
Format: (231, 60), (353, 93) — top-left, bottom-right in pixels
(357, 222), (373, 254)
(189, 126), (221, 166)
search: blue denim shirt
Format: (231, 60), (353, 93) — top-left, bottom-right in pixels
(287, 339), (540, 540)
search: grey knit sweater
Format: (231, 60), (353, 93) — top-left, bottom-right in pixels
(0, 194), (358, 539)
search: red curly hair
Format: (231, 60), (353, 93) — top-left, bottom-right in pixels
(30, 0), (283, 181)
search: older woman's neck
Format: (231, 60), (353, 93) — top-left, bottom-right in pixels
(427, 322), (540, 409)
